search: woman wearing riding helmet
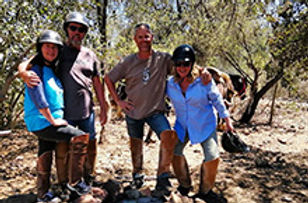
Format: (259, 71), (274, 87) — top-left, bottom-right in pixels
(23, 30), (91, 202)
(166, 44), (234, 202)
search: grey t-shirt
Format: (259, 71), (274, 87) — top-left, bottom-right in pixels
(107, 50), (173, 119)
(57, 45), (100, 120)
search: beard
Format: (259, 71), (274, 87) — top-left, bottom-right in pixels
(69, 35), (83, 47)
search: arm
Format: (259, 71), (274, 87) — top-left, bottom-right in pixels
(27, 65), (67, 127)
(207, 81), (234, 132)
(18, 56), (41, 88)
(93, 75), (108, 125)
(39, 108), (68, 126)
(104, 74), (134, 113)
(223, 117), (234, 132)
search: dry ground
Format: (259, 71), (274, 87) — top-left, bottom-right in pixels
(0, 98), (307, 203)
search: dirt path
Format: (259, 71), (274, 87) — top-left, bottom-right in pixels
(0, 99), (307, 202)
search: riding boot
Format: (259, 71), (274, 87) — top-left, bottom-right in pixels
(172, 155), (191, 196)
(197, 158), (221, 202)
(130, 137), (144, 188)
(199, 158), (219, 194)
(84, 138), (97, 184)
(55, 142), (69, 185)
(37, 151), (53, 199)
(67, 134), (91, 196)
(154, 130), (178, 196)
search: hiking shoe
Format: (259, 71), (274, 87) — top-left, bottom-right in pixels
(153, 173), (172, 197)
(67, 180), (91, 196)
(132, 173), (144, 189)
(37, 191), (61, 202)
(195, 190), (226, 203)
(177, 185), (191, 196)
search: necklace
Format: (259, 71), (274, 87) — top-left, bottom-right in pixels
(142, 54), (153, 85)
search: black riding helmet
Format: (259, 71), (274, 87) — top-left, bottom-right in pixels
(36, 30), (63, 64)
(221, 131), (250, 153)
(172, 44), (196, 79)
(172, 44), (195, 65)
(63, 12), (89, 35)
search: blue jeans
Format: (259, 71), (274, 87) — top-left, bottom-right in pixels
(67, 112), (96, 140)
(125, 112), (171, 139)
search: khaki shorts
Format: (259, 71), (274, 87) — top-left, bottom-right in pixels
(174, 130), (219, 162)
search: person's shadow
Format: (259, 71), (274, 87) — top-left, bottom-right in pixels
(0, 193), (36, 203)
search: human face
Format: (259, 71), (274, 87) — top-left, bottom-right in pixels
(134, 26), (153, 53)
(41, 43), (59, 63)
(67, 22), (87, 47)
(175, 61), (192, 79)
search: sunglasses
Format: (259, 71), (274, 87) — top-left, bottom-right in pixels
(174, 61), (191, 67)
(135, 23), (151, 30)
(69, 25), (87, 33)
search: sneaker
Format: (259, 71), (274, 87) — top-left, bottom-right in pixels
(37, 191), (61, 202)
(67, 180), (91, 196)
(132, 173), (144, 189)
(84, 174), (95, 186)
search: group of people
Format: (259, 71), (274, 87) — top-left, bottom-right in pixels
(19, 11), (234, 203)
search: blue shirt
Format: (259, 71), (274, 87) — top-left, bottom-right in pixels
(166, 77), (229, 144)
(24, 64), (64, 132)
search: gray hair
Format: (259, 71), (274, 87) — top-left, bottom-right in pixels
(133, 23), (152, 35)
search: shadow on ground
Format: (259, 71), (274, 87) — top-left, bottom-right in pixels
(0, 193), (36, 203)
(219, 146), (308, 202)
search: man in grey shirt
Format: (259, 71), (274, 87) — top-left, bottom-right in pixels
(105, 23), (179, 197)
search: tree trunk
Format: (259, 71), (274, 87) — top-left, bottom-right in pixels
(239, 71), (284, 123)
(240, 94), (261, 123)
(269, 83), (279, 125)
(96, 0), (108, 47)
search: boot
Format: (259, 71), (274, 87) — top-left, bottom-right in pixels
(154, 130), (178, 196)
(55, 142), (69, 185)
(130, 137), (144, 188)
(37, 151), (53, 200)
(157, 130), (178, 176)
(84, 138), (97, 184)
(172, 155), (191, 196)
(197, 158), (222, 202)
(130, 137), (143, 174)
(199, 158), (219, 194)
(67, 134), (91, 196)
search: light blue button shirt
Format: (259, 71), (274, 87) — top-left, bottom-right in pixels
(166, 77), (229, 144)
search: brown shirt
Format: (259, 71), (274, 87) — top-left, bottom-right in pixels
(108, 50), (173, 119)
(57, 45), (100, 120)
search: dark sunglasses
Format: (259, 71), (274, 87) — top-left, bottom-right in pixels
(174, 61), (191, 67)
(69, 25), (87, 33)
(135, 23), (151, 30)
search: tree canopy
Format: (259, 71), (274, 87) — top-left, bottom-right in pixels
(0, 0), (307, 128)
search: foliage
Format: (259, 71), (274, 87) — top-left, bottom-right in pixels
(269, 2), (308, 99)
(1, 0), (307, 128)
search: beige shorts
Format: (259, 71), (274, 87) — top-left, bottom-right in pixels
(174, 130), (219, 162)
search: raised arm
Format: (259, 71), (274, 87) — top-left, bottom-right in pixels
(18, 56), (41, 88)
(197, 66), (212, 85)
